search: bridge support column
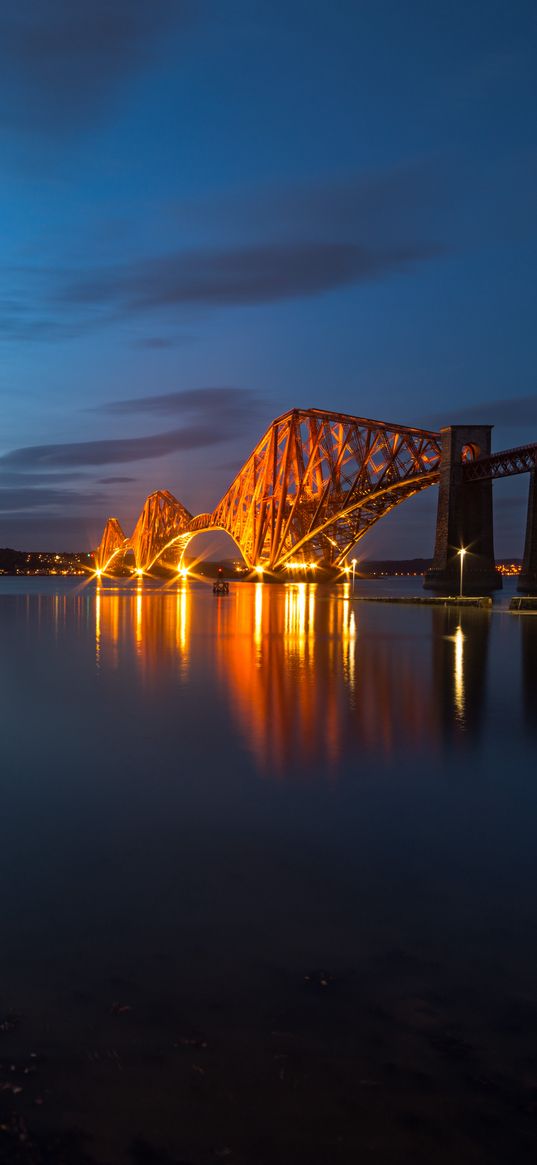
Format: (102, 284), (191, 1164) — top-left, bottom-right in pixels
(518, 470), (537, 593)
(424, 425), (502, 594)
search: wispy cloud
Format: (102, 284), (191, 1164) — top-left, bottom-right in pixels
(0, 0), (187, 136)
(1, 428), (232, 471)
(0, 485), (104, 513)
(0, 469), (87, 485)
(61, 241), (438, 316)
(1, 387), (267, 471)
(98, 475), (138, 485)
(94, 386), (265, 418)
(175, 161), (447, 248)
(430, 394), (537, 429)
(2, 165), (447, 343)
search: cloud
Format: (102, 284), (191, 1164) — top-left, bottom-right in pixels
(429, 394), (537, 429)
(99, 476), (138, 485)
(0, 486), (104, 513)
(0, 0), (187, 136)
(178, 161), (447, 249)
(1, 387), (267, 471)
(2, 166), (446, 343)
(94, 386), (263, 417)
(1, 429), (229, 471)
(0, 470), (86, 485)
(0, 312), (90, 344)
(3, 237), (439, 342)
(61, 241), (438, 315)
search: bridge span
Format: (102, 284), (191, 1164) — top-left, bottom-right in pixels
(95, 407), (537, 593)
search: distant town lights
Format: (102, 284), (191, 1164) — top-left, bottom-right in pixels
(286, 561), (318, 570)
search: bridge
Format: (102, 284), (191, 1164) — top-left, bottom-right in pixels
(95, 407), (537, 593)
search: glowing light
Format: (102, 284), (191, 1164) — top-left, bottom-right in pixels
(135, 567), (144, 577)
(95, 568), (102, 579)
(178, 565), (189, 578)
(177, 585), (189, 657)
(95, 586), (101, 668)
(254, 582), (263, 652)
(454, 624), (465, 719)
(351, 557), (358, 592)
(256, 565), (264, 575)
(458, 547), (467, 597)
(285, 561), (319, 571)
(342, 601), (357, 693)
(135, 585), (143, 647)
(285, 582), (308, 654)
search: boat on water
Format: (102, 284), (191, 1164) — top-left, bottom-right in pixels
(213, 578), (230, 595)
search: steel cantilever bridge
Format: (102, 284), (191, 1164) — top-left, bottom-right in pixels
(96, 407), (443, 574)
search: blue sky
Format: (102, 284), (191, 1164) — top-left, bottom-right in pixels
(1, 0), (536, 556)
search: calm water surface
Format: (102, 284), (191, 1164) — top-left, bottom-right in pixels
(1, 577), (537, 1164)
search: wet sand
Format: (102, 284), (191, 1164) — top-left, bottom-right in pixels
(3, 917), (537, 1163)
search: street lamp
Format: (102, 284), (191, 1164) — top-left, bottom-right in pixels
(458, 547), (467, 597)
(351, 557), (357, 594)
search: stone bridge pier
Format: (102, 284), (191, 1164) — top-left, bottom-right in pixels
(424, 425), (502, 594)
(519, 470), (537, 593)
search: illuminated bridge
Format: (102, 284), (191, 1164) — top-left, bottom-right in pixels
(95, 407), (537, 593)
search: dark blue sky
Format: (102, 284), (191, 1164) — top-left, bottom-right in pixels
(1, 0), (536, 556)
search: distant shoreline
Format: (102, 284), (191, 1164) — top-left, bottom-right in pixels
(0, 548), (522, 579)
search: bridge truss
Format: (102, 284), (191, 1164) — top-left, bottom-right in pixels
(199, 409), (442, 568)
(96, 408), (442, 574)
(463, 443), (537, 482)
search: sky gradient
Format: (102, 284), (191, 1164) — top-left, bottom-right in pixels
(1, 0), (536, 557)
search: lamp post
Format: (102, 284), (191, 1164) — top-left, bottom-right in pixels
(351, 557), (357, 594)
(458, 547), (467, 597)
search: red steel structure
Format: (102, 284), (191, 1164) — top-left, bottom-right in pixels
(96, 408), (442, 573)
(462, 442), (537, 483)
(129, 490), (193, 572)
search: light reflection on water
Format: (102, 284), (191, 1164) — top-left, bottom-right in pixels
(2, 577), (537, 1161)
(8, 577), (532, 780)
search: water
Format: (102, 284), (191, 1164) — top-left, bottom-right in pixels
(1, 577), (537, 1164)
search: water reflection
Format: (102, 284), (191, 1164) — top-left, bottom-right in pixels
(211, 584), (456, 774)
(92, 582), (192, 679)
(8, 580), (532, 778)
(431, 607), (491, 745)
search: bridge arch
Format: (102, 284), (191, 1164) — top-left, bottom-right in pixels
(273, 470), (440, 568)
(178, 524), (249, 570)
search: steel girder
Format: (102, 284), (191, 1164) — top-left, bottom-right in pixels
(96, 409), (442, 572)
(205, 409), (442, 568)
(129, 490), (193, 570)
(94, 420), (537, 574)
(96, 517), (128, 571)
(463, 442), (537, 482)
(96, 490), (193, 572)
